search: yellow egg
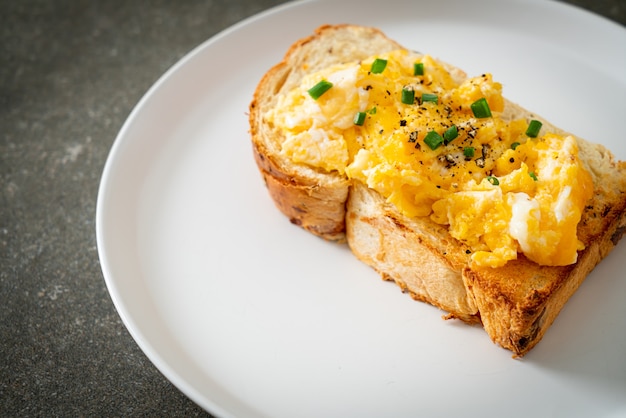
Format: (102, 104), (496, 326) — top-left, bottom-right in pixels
(268, 50), (593, 267)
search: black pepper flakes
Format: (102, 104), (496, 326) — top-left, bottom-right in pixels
(482, 144), (490, 158)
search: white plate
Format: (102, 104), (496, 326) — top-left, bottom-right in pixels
(96, 0), (626, 417)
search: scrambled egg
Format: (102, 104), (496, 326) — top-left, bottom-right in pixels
(266, 50), (593, 267)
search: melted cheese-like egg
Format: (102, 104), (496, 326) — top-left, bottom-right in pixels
(266, 50), (593, 267)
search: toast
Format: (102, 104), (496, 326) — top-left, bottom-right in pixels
(249, 24), (626, 356)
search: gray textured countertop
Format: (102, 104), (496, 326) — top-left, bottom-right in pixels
(1, 1), (624, 416)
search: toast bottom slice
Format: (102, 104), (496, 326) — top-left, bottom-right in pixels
(346, 182), (479, 323)
(346, 181), (626, 356)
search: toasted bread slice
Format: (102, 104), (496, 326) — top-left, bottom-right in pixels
(250, 25), (403, 241)
(249, 24), (626, 356)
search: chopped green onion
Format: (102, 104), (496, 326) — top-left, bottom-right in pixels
(486, 176), (500, 186)
(370, 58), (388, 74)
(401, 87), (415, 104)
(424, 130), (444, 150)
(443, 125), (458, 143)
(525, 119), (543, 138)
(421, 93), (438, 104)
(471, 98), (492, 118)
(463, 147), (475, 158)
(511, 142), (521, 150)
(368, 107), (377, 115)
(414, 62), (424, 76)
(529, 172), (538, 181)
(353, 111), (366, 126)
(308, 80), (333, 100)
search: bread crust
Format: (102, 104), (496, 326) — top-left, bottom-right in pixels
(249, 24), (626, 356)
(252, 141), (349, 241)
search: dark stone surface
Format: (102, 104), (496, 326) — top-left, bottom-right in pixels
(0, 1), (622, 416)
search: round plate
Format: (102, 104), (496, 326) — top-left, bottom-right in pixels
(96, 0), (626, 417)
